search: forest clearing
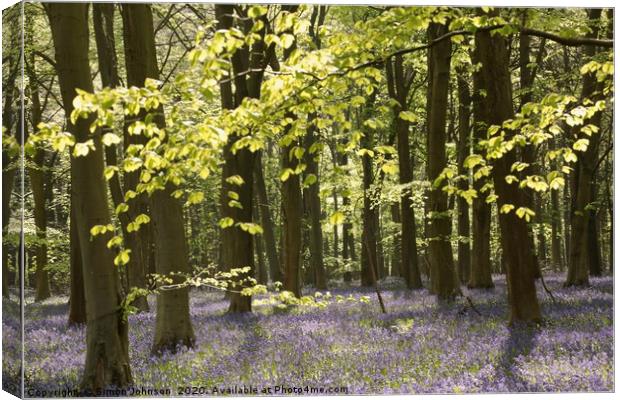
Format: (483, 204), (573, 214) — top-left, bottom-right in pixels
(1, 2), (615, 397)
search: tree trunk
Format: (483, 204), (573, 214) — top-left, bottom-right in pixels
(303, 119), (327, 289)
(456, 68), (471, 285)
(26, 49), (51, 301)
(473, 12), (542, 324)
(254, 152), (281, 283)
(2, 16), (19, 299)
(360, 95), (378, 287)
(121, 3), (195, 348)
(469, 47), (494, 289)
(281, 139), (303, 296)
(45, 3), (132, 390)
(426, 22), (457, 299)
(385, 55), (422, 289)
(566, 9), (605, 286)
(68, 207), (87, 325)
(150, 185), (195, 353)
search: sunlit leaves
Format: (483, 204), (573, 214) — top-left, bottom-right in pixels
(398, 111), (417, 122)
(127, 214), (150, 233)
(187, 191), (205, 205)
(73, 140), (95, 157)
(329, 211), (345, 225)
(102, 133), (121, 147)
(114, 249), (131, 267)
(90, 224), (115, 237)
(515, 207), (535, 222)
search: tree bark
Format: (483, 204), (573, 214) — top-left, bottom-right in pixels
(426, 22), (457, 299)
(121, 3), (195, 349)
(469, 46), (494, 289)
(456, 67), (471, 284)
(45, 3), (132, 390)
(26, 49), (51, 301)
(473, 12), (542, 324)
(253, 152), (281, 283)
(385, 55), (422, 289)
(566, 9), (605, 286)
(68, 207), (87, 325)
(360, 95), (378, 287)
(303, 119), (327, 289)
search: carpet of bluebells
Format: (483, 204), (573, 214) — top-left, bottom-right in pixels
(3, 273), (613, 395)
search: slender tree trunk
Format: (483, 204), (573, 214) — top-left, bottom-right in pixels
(385, 55), (422, 289)
(389, 203), (401, 277)
(30, 151), (50, 301)
(254, 152), (281, 283)
(360, 96), (378, 287)
(45, 3), (132, 390)
(281, 140), (303, 296)
(26, 51), (51, 301)
(2, 20), (19, 299)
(456, 68), (471, 285)
(473, 11), (542, 324)
(303, 119), (327, 289)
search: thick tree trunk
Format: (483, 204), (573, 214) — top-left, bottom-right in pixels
(474, 13), (542, 324)
(254, 152), (281, 283)
(566, 9), (605, 286)
(45, 3), (132, 390)
(426, 23), (457, 299)
(121, 4), (195, 346)
(150, 185), (195, 353)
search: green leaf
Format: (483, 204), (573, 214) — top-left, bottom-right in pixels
(500, 204), (515, 214)
(104, 166), (118, 181)
(219, 217), (234, 229)
(114, 249), (131, 267)
(398, 111), (417, 122)
(572, 138), (589, 152)
(115, 203), (129, 214)
(303, 174), (317, 186)
(73, 140), (95, 157)
(187, 191), (205, 205)
(107, 235), (123, 249)
(329, 211), (345, 225)
(463, 154), (483, 169)
(515, 207), (535, 222)
(280, 168), (294, 182)
(226, 175), (245, 186)
(102, 133), (121, 147)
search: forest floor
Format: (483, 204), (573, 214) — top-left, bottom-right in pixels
(3, 273), (613, 395)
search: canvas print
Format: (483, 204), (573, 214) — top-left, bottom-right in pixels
(1, 2), (614, 397)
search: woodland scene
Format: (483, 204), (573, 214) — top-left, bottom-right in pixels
(1, 2), (614, 396)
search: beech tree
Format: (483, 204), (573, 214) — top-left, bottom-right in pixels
(44, 2), (132, 390)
